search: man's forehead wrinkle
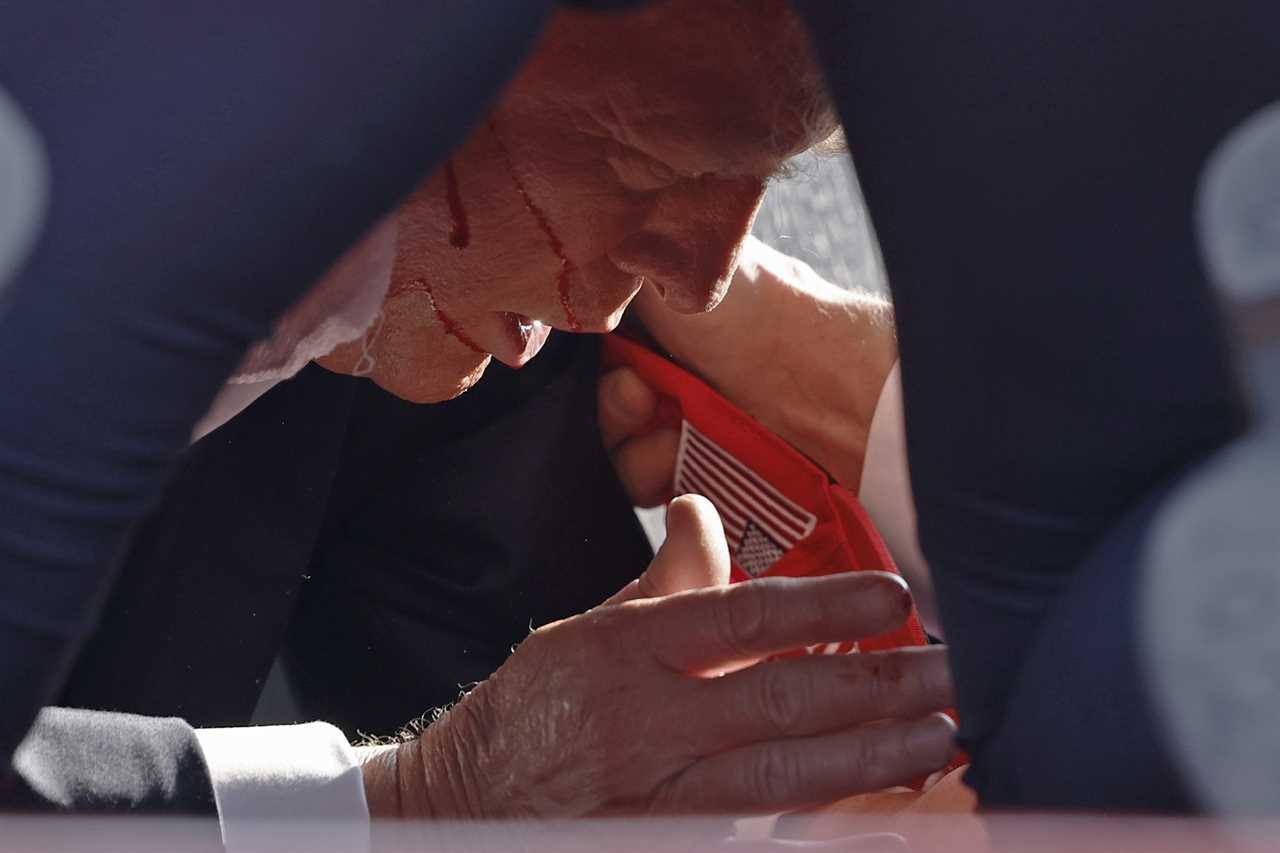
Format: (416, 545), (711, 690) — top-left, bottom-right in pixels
(541, 0), (828, 181)
(579, 66), (791, 175)
(572, 86), (715, 179)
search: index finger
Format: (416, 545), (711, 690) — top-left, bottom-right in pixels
(635, 571), (914, 674)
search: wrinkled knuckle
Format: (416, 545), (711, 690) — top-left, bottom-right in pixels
(580, 605), (622, 641)
(850, 730), (889, 787)
(573, 607), (630, 654)
(722, 582), (771, 655)
(526, 609), (633, 677)
(862, 662), (894, 719)
(756, 665), (804, 737)
(612, 607), (659, 661)
(905, 657), (935, 710)
(750, 743), (801, 808)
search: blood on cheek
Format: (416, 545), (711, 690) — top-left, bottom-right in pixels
(489, 122), (582, 331)
(386, 279), (486, 356)
(384, 160), (483, 356)
(381, 136), (582, 361)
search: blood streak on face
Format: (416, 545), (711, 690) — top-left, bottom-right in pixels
(387, 278), (485, 355)
(489, 122), (582, 331)
(442, 160), (471, 249)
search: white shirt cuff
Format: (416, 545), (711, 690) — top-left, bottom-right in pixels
(195, 722), (370, 853)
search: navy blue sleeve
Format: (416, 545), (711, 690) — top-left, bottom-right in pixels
(0, 1), (560, 774)
(796, 0), (1278, 809)
(5, 707), (221, 836)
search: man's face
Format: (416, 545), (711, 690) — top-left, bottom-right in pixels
(322, 0), (834, 402)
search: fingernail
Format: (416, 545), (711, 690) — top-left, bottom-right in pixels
(897, 583), (915, 616)
(837, 573), (913, 635)
(871, 572), (912, 616)
(906, 714), (957, 766)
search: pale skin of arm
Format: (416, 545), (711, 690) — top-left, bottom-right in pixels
(604, 235), (899, 507)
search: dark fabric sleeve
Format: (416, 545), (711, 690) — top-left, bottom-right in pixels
(0, 1), (557, 774)
(58, 334), (652, 739)
(3, 707), (220, 834)
(57, 365), (359, 728)
(285, 334), (655, 737)
(795, 0), (1279, 809)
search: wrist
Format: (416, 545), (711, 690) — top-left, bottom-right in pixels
(388, 701), (491, 820)
(357, 744), (402, 818)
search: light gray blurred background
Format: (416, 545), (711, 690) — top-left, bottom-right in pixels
(753, 151), (885, 296)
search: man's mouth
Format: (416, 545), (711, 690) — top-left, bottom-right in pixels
(468, 311), (552, 368)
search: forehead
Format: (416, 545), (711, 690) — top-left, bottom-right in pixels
(525, 2), (834, 178)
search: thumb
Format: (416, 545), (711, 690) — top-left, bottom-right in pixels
(599, 366), (658, 451)
(604, 494), (731, 606)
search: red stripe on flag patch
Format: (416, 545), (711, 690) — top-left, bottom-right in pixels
(674, 421), (817, 576)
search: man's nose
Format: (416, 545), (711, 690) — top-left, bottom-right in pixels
(610, 175), (766, 314)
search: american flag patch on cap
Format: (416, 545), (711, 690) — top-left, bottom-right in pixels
(674, 420), (818, 577)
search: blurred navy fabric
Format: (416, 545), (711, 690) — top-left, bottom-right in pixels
(0, 0), (604, 806)
(796, 0), (1277, 810)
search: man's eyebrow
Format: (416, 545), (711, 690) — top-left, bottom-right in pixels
(764, 159), (800, 183)
(621, 130), (796, 184)
(722, 124), (842, 183)
(708, 146), (793, 182)
(767, 150), (813, 181)
(719, 151), (806, 183)
(706, 163), (778, 182)
(754, 129), (848, 184)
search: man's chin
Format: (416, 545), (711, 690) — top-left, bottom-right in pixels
(316, 345), (493, 404)
(370, 357), (492, 404)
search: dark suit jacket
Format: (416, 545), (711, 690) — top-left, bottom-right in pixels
(25, 333), (649, 811)
(4, 709), (218, 825)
